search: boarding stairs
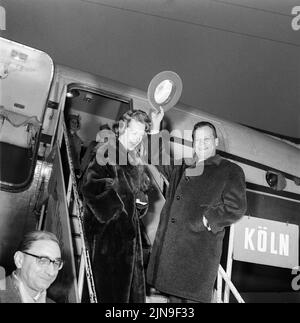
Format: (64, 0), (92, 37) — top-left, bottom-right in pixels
(39, 109), (98, 303)
(61, 119), (98, 303)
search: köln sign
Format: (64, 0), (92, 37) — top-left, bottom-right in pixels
(233, 216), (299, 269)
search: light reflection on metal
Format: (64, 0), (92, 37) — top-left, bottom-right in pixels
(66, 89), (80, 98)
(34, 160), (53, 182)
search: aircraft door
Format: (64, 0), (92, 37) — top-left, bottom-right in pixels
(0, 37), (54, 192)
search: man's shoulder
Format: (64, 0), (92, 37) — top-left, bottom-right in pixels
(46, 297), (56, 303)
(0, 275), (22, 303)
(220, 157), (245, 174)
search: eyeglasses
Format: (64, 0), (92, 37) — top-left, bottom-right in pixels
(22, 251), (64, 271)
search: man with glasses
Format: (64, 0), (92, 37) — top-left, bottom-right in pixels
(0, 230), (63, 303)
(147, 120), (247, 303)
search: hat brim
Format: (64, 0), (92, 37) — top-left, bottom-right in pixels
(147, 71), (183, 112)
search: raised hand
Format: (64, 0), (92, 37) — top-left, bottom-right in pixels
(150, 106), (164, 133)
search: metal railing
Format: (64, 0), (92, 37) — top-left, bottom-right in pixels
(215, 264), (245, 303)
(61, 117), (98, 303)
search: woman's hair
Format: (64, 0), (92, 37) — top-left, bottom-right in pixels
(112, 109), (151, 136)
(192, 121), (218, 141)
(17, 230), (60, 252)
(111, 110), (152, 193)
(126, 164), (151, 193)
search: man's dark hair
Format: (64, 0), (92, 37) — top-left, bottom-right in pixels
(17, 230), (60, 252)
(192, 121), (218, 141)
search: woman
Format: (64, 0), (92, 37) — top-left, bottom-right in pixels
(82, 109), (153, 303)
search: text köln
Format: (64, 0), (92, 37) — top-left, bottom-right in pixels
(244, 226), (289, 256)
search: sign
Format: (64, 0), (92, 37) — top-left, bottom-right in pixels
(233, 216), (299, 269)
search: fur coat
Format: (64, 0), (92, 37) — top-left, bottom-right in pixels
(81, 135), (150, 303)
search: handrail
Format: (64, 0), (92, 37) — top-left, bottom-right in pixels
(217, 265), (245, 303)
(224, 225), (235, 302)
(62, 117), (98, 303)
(0, 106), (41, 128)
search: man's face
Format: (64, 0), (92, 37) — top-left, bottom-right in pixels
(193, 126), (218, 161)
(122, 119), (146, 151)
(69, 117), (80, 131)
(16, 240), (61, 293)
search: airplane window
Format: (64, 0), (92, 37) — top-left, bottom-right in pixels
(0, 110), (41, 189)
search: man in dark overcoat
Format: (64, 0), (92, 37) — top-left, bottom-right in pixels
(147, 118), (247, 303)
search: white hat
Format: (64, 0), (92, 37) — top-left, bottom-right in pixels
(147, 71), (183, 112)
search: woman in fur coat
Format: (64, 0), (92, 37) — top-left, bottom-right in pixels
(81, 109), (155, 303)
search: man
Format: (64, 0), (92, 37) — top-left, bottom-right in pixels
(0, 230), (63, 303)
(67, 114), (83, 176)
(147, 118), (247, 303)
(82, 109), (157, 303)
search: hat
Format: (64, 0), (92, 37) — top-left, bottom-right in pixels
(147, 71), (183, 112)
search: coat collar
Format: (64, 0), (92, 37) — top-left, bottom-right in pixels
(204, 154), (222, 166)
(186, 153), (222, 168)
(184, 154), (222, 177)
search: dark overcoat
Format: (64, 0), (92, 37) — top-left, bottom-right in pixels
(82, 138), (150, 303)
(147, 154), (247, 302)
